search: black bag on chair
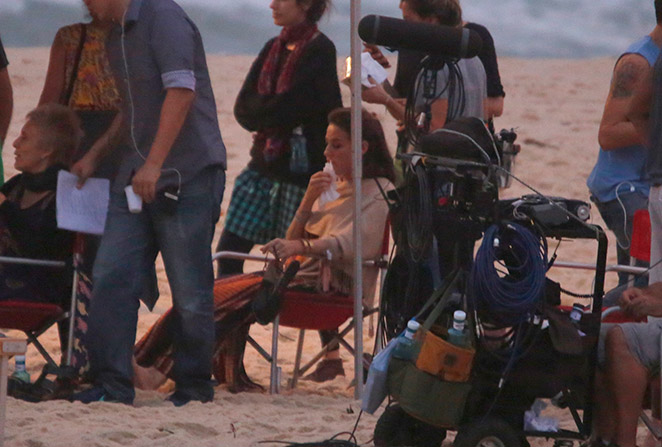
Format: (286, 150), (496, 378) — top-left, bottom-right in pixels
(252, 260), (300, 325)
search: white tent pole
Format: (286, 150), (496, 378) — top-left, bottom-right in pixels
(350, 0), (364, 399)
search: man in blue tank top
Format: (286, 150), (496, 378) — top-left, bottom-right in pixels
(590, 4), (662, 445)
(587, 8), (662, 289)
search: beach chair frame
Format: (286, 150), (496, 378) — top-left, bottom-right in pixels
(0, 234), (82, 388)
(212, 220), (390, 394)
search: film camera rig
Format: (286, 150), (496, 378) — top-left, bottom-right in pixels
(385, 116), (600, 338)
(380, 115), (608, 445)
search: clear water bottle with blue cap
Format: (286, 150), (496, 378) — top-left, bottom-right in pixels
(569, 303), (586, 336)
(393, 319), (421, 361)
(447, 310), (469, 348)
(12, 355), (30, 383)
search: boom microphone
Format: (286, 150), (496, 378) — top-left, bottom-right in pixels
(358, 15), (482, 59)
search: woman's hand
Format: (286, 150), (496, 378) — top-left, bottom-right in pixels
(71, 152), (99, 189)
(261, 238), (304, 260)
(300, 171), (334, 209)
(363, 43), (391, 68)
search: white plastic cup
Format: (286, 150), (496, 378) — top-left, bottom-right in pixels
(125, 185), (143, 213)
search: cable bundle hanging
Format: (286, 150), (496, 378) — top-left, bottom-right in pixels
(470, 222), (548, 327)
(403, 56), (465, 148)
(403, 163), (433, 262)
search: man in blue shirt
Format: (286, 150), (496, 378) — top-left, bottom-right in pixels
(77, 0), (226, 406)
(587, 4), (662, 289)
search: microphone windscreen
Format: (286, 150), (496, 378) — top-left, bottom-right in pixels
(358, 15), (482, 59)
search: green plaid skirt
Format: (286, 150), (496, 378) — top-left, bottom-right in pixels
(224, 169), (306, 244)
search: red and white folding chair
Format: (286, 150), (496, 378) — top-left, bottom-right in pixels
(0, 234), (82, 387)
(213, 219), (391, 394)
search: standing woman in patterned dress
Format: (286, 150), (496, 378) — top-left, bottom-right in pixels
(216, 0), (342, 276)
(38, 7), (124, 380)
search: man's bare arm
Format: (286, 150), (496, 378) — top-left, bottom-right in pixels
(627, 63), (654, 144)
(598, 54), (650, 150)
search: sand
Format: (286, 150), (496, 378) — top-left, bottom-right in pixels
(1, 47), (649, 446)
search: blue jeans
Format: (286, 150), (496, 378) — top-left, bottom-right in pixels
(88, 167), (225, 403)
(591, 190), (649, 287)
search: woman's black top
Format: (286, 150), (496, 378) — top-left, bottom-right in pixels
(393, 22), (505, 99)
(464, 22), (504, 98)
(0, 171), (74, 305)
(235, 33), (343, 188)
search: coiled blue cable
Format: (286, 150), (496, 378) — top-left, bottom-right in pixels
(470, 222), (548, 327)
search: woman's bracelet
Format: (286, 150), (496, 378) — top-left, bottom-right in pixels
(301, 238), (313, 254)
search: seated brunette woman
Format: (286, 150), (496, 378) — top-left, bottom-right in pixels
(0, 104), (79, 306)
(134, 108), (395, 391)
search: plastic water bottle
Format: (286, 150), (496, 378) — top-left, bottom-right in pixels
(569, 303), (586, 337)
(289, 126), (309, 174)
(12, 355), (30, 383)
(447, 310), (469, 348)
(392, 320), (421, 361)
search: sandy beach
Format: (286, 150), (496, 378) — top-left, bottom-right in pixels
(1, 47), (646, 446)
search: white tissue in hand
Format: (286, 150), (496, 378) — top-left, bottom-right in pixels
(318, 162), (340, 208)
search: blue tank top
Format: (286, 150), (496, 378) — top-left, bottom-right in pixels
(587, 36), (660, 202)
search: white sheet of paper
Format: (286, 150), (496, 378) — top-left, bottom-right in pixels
(56, 170), (110, 235)
(361, 52), (388, 88)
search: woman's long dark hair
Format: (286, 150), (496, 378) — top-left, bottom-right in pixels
(327, 108), (396, 183)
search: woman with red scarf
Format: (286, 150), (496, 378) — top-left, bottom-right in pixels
(216, 0), (342, 277)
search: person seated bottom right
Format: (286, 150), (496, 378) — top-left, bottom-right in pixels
(134, 108), (395, 390)
(593, 282), (662, 447)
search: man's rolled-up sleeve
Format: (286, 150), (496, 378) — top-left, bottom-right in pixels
(150, 9), (196, 91)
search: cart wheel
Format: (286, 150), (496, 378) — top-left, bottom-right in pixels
(374, 404), (446, 447)
(453, 417), (521, 447)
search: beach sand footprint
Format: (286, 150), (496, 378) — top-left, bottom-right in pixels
(99, 431), (138, 443)
(168, 422), (220, 438)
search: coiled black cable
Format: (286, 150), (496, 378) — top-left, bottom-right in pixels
(470, 222), (548, 327)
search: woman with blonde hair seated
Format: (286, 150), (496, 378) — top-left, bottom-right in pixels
(134, 108), (395, 391)
(0, 103), (80, 306)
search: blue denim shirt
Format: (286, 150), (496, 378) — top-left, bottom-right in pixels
(106, 0), (226, 193)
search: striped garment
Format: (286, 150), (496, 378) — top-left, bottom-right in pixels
(224, 169), (306, 244)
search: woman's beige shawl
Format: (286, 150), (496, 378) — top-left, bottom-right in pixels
(297, 177), (393, 307)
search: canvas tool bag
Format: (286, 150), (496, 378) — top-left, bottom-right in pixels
(387, 271), (474, 428)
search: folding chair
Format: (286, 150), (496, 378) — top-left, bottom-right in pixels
(0, 234), (80, 387)
(628, 208), (651, 285)
(213, 219), (391, 394)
